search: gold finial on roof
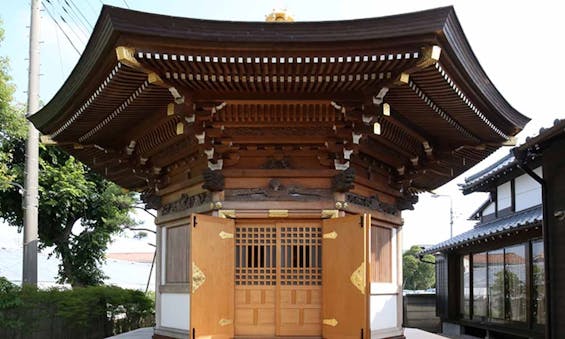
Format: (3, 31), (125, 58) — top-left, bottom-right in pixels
(265, 8), (294, 22)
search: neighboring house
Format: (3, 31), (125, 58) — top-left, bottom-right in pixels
(424, 119), (565, 339)
(27, 6), (529, 339)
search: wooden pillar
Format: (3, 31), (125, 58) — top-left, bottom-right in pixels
(543, 136), (565, 338)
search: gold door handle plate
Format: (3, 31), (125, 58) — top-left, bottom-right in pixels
(218, 318), (233, 327)
(323, 231), (338, 239)
(219, 231), (234, 239)
(323, 318), (338, 327)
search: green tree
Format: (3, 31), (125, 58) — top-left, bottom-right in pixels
(0, 19), (27, 190)
(0, 19), (138, 286)
(403, 245), (435, 291)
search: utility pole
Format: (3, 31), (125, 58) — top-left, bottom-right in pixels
(23, 0), (41, 287)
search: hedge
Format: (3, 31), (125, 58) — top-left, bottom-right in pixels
(0, 277), (154, 339)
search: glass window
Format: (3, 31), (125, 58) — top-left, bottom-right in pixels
(461, 255), (470, 318)
(505, 244), (527, 322)
(472, 252), (487, 318)
(532, 240), (545, 325)
(488, 249), (505, 320)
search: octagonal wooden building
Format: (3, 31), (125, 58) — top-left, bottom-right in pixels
(29, 5), (529, 339)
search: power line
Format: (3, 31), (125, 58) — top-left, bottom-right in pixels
(46, 0), (88, 44)
(122, 0), (130, 9)
(59, 0), (92, 37)
(42, 2), (81, 55)
(66, 0), (94, 30)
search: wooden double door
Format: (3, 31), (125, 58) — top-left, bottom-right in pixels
(190, 214), (369, 339)
(234, 220), (322, 337)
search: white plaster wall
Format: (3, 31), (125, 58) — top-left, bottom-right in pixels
(370, 294), (397, 331)
(160, 293), (190, 330)
(370, 228), (400, 336)
(497, 182), (512, 211)
(161, 227), (167, 285)
(483, 202), (495, 216)
(515, 168), (542, 211)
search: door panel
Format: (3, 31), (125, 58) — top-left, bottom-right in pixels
(235, 286), (276, 336)
(277, 286), (322, 336)
(235, 223), (277, 336)
(190, 214), (235, 339)
(276, 222), (322, 336)
(322, 214), (369, 339)
(234, 220), (323, 337)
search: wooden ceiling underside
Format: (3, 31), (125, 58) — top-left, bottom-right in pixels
(47, 44), (509, 192)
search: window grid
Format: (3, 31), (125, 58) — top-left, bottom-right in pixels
(279, 226), (322, 286)
(235, 225), (277, 286)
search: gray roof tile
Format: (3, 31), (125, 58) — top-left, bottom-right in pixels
(423, 205), (541, 254)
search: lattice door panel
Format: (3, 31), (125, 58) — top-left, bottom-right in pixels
(279, 224), (322, 286)
(277, 222), (322, 336)
(234, 221), (323, 337)
(235, 223), (277, 336)
(235, 224), (277, 286)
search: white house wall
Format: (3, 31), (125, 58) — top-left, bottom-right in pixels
(370, 294), (398, 331)
(160, 292), (190, 331)
(483, 201), (495, 216)
(515, 167), (542, 211)
(497, 182), (512, 211)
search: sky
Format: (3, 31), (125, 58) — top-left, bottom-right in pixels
(1, 0), (564, 256)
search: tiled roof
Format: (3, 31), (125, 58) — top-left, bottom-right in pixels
(461, 119), (565, 194)
(460, 152), (517, 193)
(422, 205), (541, 254)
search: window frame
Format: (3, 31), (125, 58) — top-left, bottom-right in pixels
(458, 238), (544, 333)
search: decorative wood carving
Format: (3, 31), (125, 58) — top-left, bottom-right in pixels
(345, 192), (398, 215)
(396, 192), (419, 211)
(226, 180), (332, 201)
(261, 157), (292, 169)
(202, 168), (225, 191)
(141, 191), (162, 210)
(160, 192), (210, 216)
(332, 167), (355, 192)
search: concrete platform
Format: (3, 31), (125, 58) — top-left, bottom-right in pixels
(106, 327), (154, 339)
(107, 327), (467, 339)
(405, 328), (447, 338)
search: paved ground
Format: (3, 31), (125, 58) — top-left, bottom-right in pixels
(105, 327), (153, 339)
(106, 327), (479, 339)
(405, 328), (447, 338)
(404, 328), (481, 339)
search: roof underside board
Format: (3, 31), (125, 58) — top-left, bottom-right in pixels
(28, 6), (529, 191)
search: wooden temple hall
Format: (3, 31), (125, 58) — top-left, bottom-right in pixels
(29, 6), (529, 339)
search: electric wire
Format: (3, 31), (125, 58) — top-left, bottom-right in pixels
(59, 2), (90, 37)
(45, 0), (88, 48)
(48, 0), (88, 43)
(63, 0), (93, 31)
(41, 1), (81, 55)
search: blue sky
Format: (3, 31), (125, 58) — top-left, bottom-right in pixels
(1, 0), (564, 251)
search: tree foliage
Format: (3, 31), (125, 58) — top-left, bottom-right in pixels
(0, 20), (138, 286)
(403, 245), (436, 291)
(0, 19), (27, 190)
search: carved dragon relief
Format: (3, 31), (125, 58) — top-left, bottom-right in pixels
(226, 179), (332, 201)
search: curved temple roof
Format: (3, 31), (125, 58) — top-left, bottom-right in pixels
(29, 6), (529, 191)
